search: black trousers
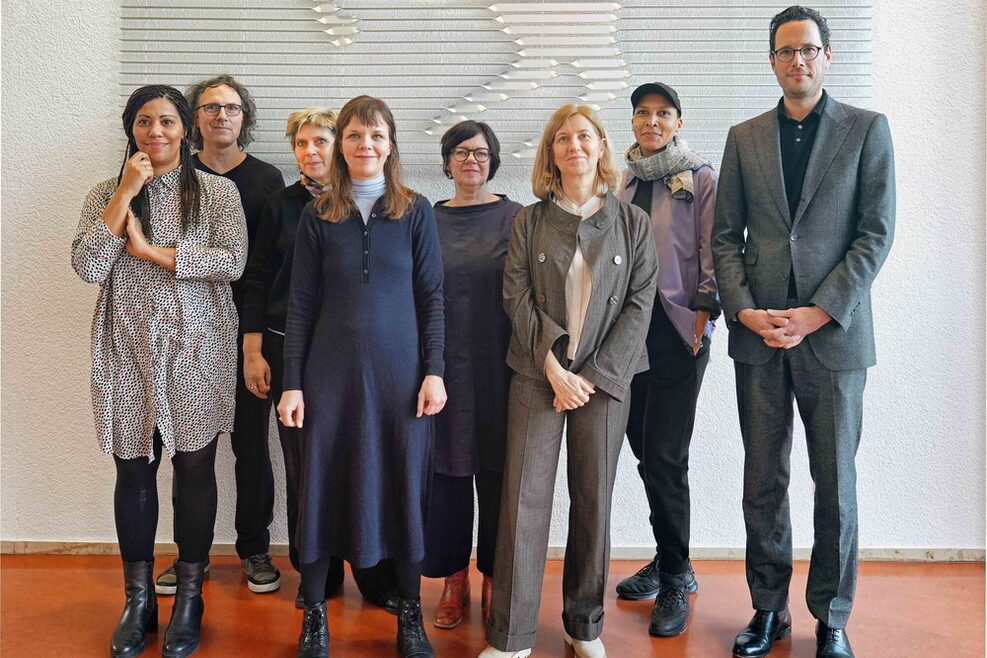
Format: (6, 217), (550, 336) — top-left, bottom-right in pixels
(625, 303), (710, 575)
(264, 330), (305, 571)
(230, 334), (276, 559)
(421, 469), (503, 578)
(115, 430), (218, 563)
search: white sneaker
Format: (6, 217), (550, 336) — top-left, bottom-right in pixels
(477, 645), (532, 658)
(563, 630), (606, 658)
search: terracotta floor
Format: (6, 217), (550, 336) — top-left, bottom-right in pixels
(1, 555), (982, 657)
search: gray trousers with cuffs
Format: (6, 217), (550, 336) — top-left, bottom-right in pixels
(486, 372), (629, 652)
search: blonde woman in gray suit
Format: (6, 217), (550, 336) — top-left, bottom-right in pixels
(479, 105), (658, 658)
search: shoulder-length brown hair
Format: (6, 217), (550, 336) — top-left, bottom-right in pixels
(315, 96), (416, 222)
(531, 103), (618, 201)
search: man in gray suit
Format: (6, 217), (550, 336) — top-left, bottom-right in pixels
(711, 6), (895, 658)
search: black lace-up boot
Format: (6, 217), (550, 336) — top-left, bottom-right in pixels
(297, 601), (329, 658)
(396, 598), (434, 657)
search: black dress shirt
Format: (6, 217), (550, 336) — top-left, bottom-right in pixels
(778, 90), (827, 296)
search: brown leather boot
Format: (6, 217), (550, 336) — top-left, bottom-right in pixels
(481, 574), (493, 624)
(432, 567), (470, 629)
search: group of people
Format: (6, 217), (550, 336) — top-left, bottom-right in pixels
(72, 6), (894, 658)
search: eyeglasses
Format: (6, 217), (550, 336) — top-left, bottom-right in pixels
(195, 103), (244, 117)
(771, 45), (823, 63)
(452, 147), (491, 163)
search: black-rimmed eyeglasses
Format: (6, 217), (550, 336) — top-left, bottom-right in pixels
(195, 103), (244, 117)
(771, 45), (824, 62)
(452, 148), (490, 163)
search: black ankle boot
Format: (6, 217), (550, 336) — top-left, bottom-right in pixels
(297, 601), (330, 658)
(162, 560), (206, 658)
(111, 560), (158, 658)
(396, 598), (434, 658)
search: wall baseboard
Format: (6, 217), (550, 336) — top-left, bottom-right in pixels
(2, 541), (983, 562)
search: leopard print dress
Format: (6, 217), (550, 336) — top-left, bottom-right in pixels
(71, 167), (247, 461)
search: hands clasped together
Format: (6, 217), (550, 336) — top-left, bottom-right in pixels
(545, 351), (595, 413)
(738, 305), (832, 349)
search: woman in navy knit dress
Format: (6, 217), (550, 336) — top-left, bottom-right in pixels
(278, 96), (446, 658)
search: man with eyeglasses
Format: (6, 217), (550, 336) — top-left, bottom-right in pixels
(712, 6), (895, 658)
(150, 74), (286, 598)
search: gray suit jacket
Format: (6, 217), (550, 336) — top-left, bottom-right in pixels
(711, 95), (895, 369)
(503, 193), (658, 401)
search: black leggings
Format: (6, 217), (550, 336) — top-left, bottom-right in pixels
(113, 430), (218, 563)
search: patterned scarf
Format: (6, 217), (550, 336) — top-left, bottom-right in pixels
(300, 173), (326, 198)
(625, 135), (710, 202)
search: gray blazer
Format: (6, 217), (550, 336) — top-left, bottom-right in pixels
(711, 95), (895, 369)
(503, 193), (658, 401)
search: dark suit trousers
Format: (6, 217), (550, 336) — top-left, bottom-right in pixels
(735, 340), (865, 629)
(625, 318), (710, 575)
(487, 373), (628, 652)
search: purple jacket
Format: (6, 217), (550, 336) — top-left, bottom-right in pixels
(618, 165), (720, 349)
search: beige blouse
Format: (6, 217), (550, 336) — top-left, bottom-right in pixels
(554, 194), (604, 359)
(71, 168), (247, 461)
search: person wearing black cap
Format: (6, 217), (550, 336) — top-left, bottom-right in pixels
(712, 7), (895, 658)
(614, 81), (719, 639)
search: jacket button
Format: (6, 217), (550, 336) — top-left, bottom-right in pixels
(537, 252), (546, 263)
(613, 255), (622, 265)
(790, 234), (797, 241)
(608, 295), (618, 305)
(536, 294), (546, 303)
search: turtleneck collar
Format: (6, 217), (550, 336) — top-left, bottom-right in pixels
(352, 174), (385, 198)
(352, 174), (385, 223)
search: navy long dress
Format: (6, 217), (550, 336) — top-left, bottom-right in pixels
(283, 194), (445, 568)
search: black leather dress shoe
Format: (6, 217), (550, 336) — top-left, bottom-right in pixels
(732, 608), (792, 658)
(816, 622), (854, 658)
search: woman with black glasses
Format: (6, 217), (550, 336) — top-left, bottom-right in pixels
(423, 121), (522, 631)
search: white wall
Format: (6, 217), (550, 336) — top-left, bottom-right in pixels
(2, 0), (984, 555)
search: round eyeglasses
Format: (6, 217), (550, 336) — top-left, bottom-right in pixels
(771, 45), (823, 63)
(195, 103), (244, 117)
(452, 147), (491, 163)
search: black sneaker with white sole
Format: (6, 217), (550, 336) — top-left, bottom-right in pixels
(242, 553), (281, 593)
(155, 559), (210, 595)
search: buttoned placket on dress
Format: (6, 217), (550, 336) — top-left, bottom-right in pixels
(360, 201), (383, 283)
(147, 178), (173, 445)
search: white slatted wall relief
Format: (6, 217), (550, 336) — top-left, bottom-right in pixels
(121, 0), (872, 174)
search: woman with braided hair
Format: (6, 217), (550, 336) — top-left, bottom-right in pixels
(71, 84), (246, 658)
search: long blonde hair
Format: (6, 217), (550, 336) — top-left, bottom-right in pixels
(315, 96), (415, 222)
(531, 103), (618, 201)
